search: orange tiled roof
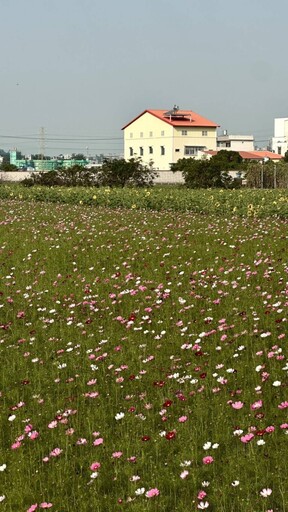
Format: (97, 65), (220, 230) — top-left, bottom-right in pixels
(203, 150), (283, 161)
(122, 109), (219, 130)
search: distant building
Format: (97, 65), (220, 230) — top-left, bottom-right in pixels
(217, 132), (254, 152)
(9, 150), (88, 171)
(122, 106), (218, 183)
(271, 118), (288, 156)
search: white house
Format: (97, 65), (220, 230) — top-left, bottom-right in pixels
(217, 132), (254, 152)
(122, 106), (218, 183)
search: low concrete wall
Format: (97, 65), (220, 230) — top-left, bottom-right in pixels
(0, 171), (32, 182)
(1, 170), (185, 185)
(154, 170), (184, 184)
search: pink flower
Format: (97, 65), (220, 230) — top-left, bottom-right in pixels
(202, 456), (214, 465)
(39, 504), (53, 509)
(90, 462), (101, 471)
(112, 451), (123, 458)
(178, 416), (188, 423)
(93, 438), (104, 446)
(48, 421), (58, 429)
(145, 488), (160, 498)
(251, 400), (263, 410)
(180, 470), (189, 479)
(27, 505), (38, 512)
(280, 423), (288, 429)
(49, 448), (62, 457)
(265, 426), (275, 433)
(11, 441), (22, 450)
(231, 401), (244, 409)
(198, 490), (207, 500)
(240, 433), (254, 443)
(29, 431), (39, 440)
(278, 401), (288, 409)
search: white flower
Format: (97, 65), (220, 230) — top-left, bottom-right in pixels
(198, 501), (209, 509)
(203, 441), (212, 450)
(257, 440), (265, 446)
(180, 460), (192, 467)
(201, 481), (210, 487)
(233, 429), (243, 436)
(0, 464), (6, 472)
(260, 488), (272, 498)
(115, 412), (125, 421)
(135, 487), (145, 495)
(212, 443), (219, 449)
(0, 496), (5, 502)
(130, 475), (140, 482)
(255, 365), (262, 372)
(8, 415), (16, 422)
(90, 471), (98, 479)
(272, 381), (281, 387)
(231, 480), (240, 486)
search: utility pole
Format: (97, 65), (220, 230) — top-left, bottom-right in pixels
(40, 127), (45, 171)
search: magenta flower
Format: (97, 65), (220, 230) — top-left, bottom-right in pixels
(90, 462), (101, 471)
(202, 456), (214, 465)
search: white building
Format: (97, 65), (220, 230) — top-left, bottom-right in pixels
(217, 132), (254, 152)
(271, 118), (288, 156)
(122, 106), (218, 183)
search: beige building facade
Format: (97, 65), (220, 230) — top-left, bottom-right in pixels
(122, 107), (218, 180)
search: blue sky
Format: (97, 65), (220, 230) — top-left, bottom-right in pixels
(1, 0), (287, 156)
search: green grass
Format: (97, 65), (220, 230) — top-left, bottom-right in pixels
(0, 199), (287, 511)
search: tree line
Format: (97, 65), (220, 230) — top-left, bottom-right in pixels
(2, 150), (288, 188)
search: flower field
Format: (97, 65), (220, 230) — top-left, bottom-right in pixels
(0, 199), (287, 511)
(1, 184), (288, 217)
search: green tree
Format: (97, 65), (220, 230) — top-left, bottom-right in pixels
(0, 162), (19, 172)
(21, 165), (99, 187)
(171, 155), (233, 188)
(96, 158), (158, 187)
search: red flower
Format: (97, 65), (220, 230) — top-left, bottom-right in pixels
(165, 431), (176, 440)
(163, 400), (172, 408)
(141, 436), (150, 442)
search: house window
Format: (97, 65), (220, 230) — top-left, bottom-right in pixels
(140, 132), (143, 138)
(161, 146), (165, 155)
(182, 130), (187, 136)
(225, 142), (231, 148)
(184, 146), (205, 156)
(202, 130), (208, 136)
(278, 146), (282, 155)
(139, 147), (144, 156)
(175, 149), (180, 152)
(161, 131), (165, 136)
(129, 147), (133, 157)
(130, 133), (133, 138)
(149, 146), (153, 154)
(149, 131), (153, 137)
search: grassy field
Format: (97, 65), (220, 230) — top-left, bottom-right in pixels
(0, 198), (287, 511)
